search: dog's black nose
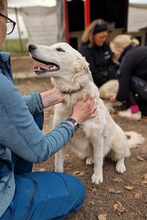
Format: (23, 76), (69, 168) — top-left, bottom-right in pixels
(28, 44), (36, 52)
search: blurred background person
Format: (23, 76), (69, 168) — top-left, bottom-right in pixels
(110, 34), (147, 120)
(79, 19), (118, 88)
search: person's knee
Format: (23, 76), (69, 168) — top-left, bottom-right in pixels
(62, 174), (86, 210)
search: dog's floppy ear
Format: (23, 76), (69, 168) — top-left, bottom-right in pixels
(72, 57), (93, 87)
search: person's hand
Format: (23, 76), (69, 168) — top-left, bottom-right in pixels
(40, 87), (65, 108)
(71, 96), (97, 123)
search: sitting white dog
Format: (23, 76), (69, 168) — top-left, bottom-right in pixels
(29, 42), (144, 184)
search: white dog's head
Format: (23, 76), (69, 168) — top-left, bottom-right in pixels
(29, 42), (92, 91)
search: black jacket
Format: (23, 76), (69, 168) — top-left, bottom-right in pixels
(79, 43), (118, 87)
(117, 46), (147, 103)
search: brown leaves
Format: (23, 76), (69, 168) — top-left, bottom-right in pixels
(136, 155), (145, 161)
(124, 185), (134, 191)
(143, 173), (147, 180)
(73, 170), (85, 176)
(113, 201), (126, 215)
(113, 177), (123, 183)
(134, 191), (143, 200)
(97, 214), (107, 220)
(141, 173), (147, 185)
(108, 188), (122, 194)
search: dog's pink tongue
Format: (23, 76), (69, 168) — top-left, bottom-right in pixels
(33, 62), (49, 72)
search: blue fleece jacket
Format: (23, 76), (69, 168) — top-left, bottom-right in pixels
(0, 52), (75, 217)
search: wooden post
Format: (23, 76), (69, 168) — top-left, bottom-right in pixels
(14, 7), (24, 54)
(84, 0), (91, 28)
(64, 0), (70, 43)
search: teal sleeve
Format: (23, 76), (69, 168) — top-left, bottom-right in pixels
(23, 92), (43, 114)
(0, 74), (75, 163)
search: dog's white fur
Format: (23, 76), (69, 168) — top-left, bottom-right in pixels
(99, 79), (119, 100)
(30, 42), (144, 184)
(99, 79), (120, 113)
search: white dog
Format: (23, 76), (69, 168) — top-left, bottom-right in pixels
(29, 42), (144, 184)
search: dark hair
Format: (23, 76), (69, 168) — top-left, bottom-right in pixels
(81, 19), (108, 45)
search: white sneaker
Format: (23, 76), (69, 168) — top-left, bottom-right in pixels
(118, 108), (142, 120)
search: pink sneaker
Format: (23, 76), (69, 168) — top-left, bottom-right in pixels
(118, 108), (142, 120)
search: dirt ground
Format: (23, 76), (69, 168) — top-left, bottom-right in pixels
(16, 77), (147, 220)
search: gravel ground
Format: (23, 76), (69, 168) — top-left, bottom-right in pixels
(16, 77), (147, 220)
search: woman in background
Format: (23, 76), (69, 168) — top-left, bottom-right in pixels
(110, 34), (147, 120)
(79, 19), (118, 88)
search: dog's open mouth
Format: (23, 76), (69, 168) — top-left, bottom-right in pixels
(32, 57), (59, 75)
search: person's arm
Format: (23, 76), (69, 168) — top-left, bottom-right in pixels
(23, 88), (65, 114)
(0, 74), (96, 163)
(23, 93), (43, 114)
(116, 52), (134, 102)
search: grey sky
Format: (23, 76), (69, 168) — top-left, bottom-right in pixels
(130, 0), (147, 4)
(8, 0), (56, 7)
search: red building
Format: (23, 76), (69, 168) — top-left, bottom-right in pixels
(63, 0), (129, 48)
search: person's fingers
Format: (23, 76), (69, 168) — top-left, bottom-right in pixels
(60, 94), (65, 100)
(85, 100), (97, 114)
(90, 112), (97, 118)
(90, 108), (97, 117)
(92, 105), (97, 112)
(86, 97), (94, 104)
(88, 99), (96, 109)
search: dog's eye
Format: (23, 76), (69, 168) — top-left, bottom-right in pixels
(56, 47), (65, 52)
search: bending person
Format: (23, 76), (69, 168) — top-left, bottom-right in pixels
(110, 34), (147, 120)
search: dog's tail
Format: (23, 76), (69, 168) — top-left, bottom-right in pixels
(125, 131), (145, 149)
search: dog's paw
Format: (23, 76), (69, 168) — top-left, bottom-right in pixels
(91, 173), (103, 184)
(55, 168), (64, 173)
(116, 160), (126, 173)
(55, 166), (64, 173)
(86, 157), (94, 165)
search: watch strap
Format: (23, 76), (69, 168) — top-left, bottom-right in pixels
(66, 118), (79, 130)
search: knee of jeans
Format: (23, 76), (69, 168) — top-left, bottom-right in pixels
(62, 174), (86, 205)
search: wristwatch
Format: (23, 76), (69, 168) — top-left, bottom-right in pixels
(67, 118), (79, 130)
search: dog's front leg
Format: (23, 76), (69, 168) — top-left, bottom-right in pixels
(55, 149), (64, 172)
(91, 136), (104, 184)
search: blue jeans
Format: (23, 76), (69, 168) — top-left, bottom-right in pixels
(1, 172), (85, 220)
(1, 112), (85, 220)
